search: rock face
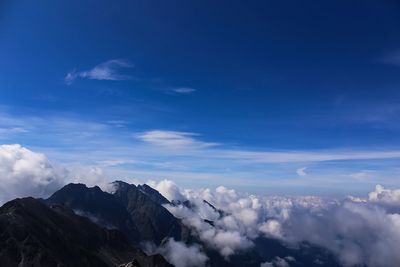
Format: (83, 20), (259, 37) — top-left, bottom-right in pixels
(112, 181), (190, 244)
(47, 182), (190, 245)
(46, 183), (141, 243)
(0, 197), (172, 267)
(136, 184), (170, 205)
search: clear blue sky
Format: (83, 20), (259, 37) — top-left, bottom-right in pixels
(1, 0), (400, 195)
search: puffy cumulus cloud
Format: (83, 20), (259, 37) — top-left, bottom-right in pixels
(67, 165), (112, 191)
(0, 144), (110, 204)
(0, 144), (67, 204)
(260, 192), (400, 267)
(259, 219), (282, 238)
(261, 256), (294, 267)
(158, 238), (208, 267)
(162, 183), (264, 258)
(147, 179), (185, 201)
(368, 184), (400, 205)
(156, 180), (400, 267)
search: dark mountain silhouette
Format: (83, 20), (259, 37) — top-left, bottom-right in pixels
(0, 197), (172, 267)
(47, 182), (191, 245)
(112, 181), (190, 244)
(46, 183), (141, 244)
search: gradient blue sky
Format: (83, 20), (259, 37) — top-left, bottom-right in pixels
(1, 0), (400, 195)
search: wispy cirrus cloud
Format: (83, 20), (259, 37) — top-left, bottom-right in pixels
(65, 59), (133, 84)
(161, 87), (197, 95)
(168, 87), (197, 94)
(136, 130), (217, 150)
(215, 149), (400, 164)
(2, 110), (400, 193)
(0, 127), (28, 139)
(2, 110), (400, 167)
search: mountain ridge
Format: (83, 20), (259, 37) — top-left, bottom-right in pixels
(1, 181), (342, 267)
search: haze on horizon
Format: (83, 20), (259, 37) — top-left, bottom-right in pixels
(1, 0), (400, 196)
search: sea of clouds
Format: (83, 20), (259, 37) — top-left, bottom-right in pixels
(149, 179), (400, 267)
(2, 144), (400, 267)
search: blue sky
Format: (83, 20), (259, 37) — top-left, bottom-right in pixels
(1, 0), (400, 195)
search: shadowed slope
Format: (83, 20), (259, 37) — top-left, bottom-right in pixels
(0, 197), (172, 267)
(47, 182), (190, 245)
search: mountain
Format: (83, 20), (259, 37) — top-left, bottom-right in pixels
(47, 182), (191, 245)
(112, 181), (191, 244)
(136, 184), (170, 205)
(45, 181), (341, 267)
(0, 197), (172, 267)
(46, 183), (141, 243)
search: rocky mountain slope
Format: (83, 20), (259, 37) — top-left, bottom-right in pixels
(0, 197), (172, 267)
(46, 182), (191, 245)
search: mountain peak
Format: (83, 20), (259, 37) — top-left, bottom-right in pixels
(137, 184), (170, 205)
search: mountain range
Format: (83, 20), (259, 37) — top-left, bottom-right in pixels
(0, 181), (341, 267)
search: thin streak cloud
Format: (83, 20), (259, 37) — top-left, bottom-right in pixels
(136, 130), (217, 150)
(170, 87), (197, 94)
(65, 59), (133, 84)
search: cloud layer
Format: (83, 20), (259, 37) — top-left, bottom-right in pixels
(150, 180), (400, 267)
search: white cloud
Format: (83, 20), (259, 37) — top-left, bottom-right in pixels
(158, 238), (208, 267)
(368, 184), (400, 205)
(216, 149), (400, 164)
(296, 167), (307, 177)
(0, 144), (111, 204)
(0, 144), (66, 204)
(3, 109), (400, 192)
(161, 182), (261, 258)
(136, 130), (217, 150)
(65, 59), (133, 84)
(264, 195), (400, 267)
(97, 159), (140, 167)
(169, 87), (197, 94)
(152, 180), (400, 267)
(261, 257), (292, 267)
(147, 179), (185, 201)
(349, 170), (376, 181)
(259, 219), (283, 238)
